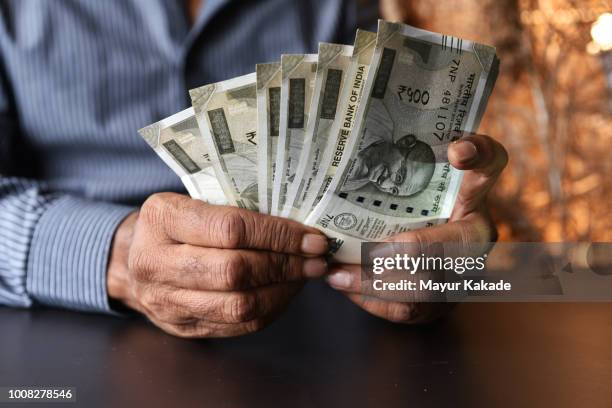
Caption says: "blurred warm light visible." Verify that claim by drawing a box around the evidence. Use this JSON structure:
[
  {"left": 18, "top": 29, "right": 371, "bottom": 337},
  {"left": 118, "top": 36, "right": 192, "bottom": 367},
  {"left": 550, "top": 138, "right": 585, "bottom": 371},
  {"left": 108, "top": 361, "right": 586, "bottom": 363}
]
[
  {"left": 590, "top": 13, "right": 612, "bottom": 52},
  {"left": 520, "top": 5, "right": 611, "bottom": 25},
  {"left": 381, "top": 0, "right": 612, "bottom": 242}
]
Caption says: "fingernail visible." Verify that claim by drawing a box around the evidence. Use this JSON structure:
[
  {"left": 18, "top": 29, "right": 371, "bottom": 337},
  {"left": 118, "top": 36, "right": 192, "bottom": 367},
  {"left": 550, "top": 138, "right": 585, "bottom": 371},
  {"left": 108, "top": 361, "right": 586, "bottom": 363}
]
[
  {"left": 326, "top": 271, "right": 353, "bottom": 289},
  {"left": 369, "top": 242, "right": 399, "bottom": 259},
  {"left": 302, "top": 257, "right": 328, "bottom": 278},
  {"left": 301, "top": 233, "right": 329, "bottom": 255},
  {"left": 453, "top": 140, "right": 478, "bottom": 164}
]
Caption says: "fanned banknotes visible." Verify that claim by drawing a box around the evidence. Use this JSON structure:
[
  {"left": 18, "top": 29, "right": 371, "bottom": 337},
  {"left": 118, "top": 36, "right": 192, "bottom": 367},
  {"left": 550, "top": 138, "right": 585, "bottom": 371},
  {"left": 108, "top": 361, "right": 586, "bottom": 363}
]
[
  {"left": 139, "top": 20, "right": 499, "bottom": 262},
  {"left": 271, "top": 54, "right": 318, "bottom": 216},
  {"left": 138, "top": 108, "right": 227, "bottom": 205},
  {"left": 305, "top": 20, "right": 499, "bottom": 262},
  {"left": 190, "top": 73, "right": 259, "bottom": 211}
]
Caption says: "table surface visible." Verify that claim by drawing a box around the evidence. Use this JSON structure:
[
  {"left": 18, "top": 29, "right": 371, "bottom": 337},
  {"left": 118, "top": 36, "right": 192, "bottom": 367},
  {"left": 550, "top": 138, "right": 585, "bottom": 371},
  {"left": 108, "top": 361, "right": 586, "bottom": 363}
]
[{"left": 1, "top": 281, "right": 611, "bottom": 408}]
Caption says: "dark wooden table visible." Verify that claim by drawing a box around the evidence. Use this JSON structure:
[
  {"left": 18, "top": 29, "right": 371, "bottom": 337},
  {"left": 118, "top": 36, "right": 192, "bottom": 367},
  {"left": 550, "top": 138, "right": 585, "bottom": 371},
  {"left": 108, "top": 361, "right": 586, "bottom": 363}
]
[{"left": 1, "top": 281, "right": 611, "bottom": 408}]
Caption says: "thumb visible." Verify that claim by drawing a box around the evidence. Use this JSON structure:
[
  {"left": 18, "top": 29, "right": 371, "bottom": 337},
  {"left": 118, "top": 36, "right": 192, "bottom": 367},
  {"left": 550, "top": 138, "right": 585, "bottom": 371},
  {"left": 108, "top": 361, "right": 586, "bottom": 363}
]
[{"left": 448, "top": 133, "right": 508, "bottom": 217}]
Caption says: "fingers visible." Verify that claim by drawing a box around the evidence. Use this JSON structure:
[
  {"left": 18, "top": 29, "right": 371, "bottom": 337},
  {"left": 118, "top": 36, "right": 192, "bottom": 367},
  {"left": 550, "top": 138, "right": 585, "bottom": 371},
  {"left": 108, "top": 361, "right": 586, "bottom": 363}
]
[
  {"left": 327, "top": 215, "right": 496, "bottom": 294},
  {"left": 138, "top": 282, "right": 302, "bottom": 326},
  {"left": 153, "top": 313, "right": 278, "bottom": 339},
  {"left": 326, "top": 264, "right": 362, "bottom": 293},
  {"left": 327, "top": 263, "right": 450, "bottom": 303},
  {"left": 386, "top": 211, "right": 495, "bottom": 246},
  {"left": 448, "top": 133, "right": 508, "bottom": 174},
  {"left": 135, "top": 244, "right": 327, "bottom": 291},
  {"left": 345, "top": 294, "right": 453, "bottom": 324},
  {"left": 324, "top": 134, "right": 507, "bottom": 327},
  {"left": 129, "top": 192, "right": 330, "bottom": 339},
  {"left": 326, "top": 266, "right": 452, "bottom": 323},
  {"left": 140, "top": 193, "right": 329, "bottom": 255},
  {"left": 447, "top": 133, "right": 508, "bottom": 216}
]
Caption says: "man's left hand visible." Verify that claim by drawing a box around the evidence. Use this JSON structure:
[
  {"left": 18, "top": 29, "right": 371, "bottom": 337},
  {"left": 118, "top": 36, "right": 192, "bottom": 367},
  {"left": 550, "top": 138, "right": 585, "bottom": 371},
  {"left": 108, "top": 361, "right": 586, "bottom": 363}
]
[{"left": 325, "top": 133, "right": 509, "bottom": 324}]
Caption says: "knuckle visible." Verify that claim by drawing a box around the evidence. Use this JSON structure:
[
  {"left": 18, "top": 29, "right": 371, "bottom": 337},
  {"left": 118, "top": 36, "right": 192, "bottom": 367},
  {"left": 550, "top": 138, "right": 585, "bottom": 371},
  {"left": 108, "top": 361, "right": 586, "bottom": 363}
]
[
  {"left": 464, "top": 214, "right": 491, "bottom": 244},
  {"left": 218, "top": 253, "right": 248, "bottom": 290},
  {"left": 161, "top": 322, "right": 197, "bottom": 338},
  {"left": 141, "top": 193, "right": 171, "bottom": 220},
  {"left": 141, "top": 193, "right": 181, "bottom": 235},
  {"left": 272, "top": 253, "right": 291, "bottom": 282},
  {"left": 218, "top": 210, "right": 247, "bottom": 249},
  {"left": 267, "top": 220, "right": 293, "bottom": 252},
  {"left": 225, "top": 293, "right": 258, "bottom": 323},
  {"left": 386, "top": 232, "right": 428, "bottom": 259},
  {"left": 157, "top": 311, "right": 189, "bottom": 326},
  {"left": 404, "top": 232, "right": 424, "bottom": 245},
  {"left": 168, "top": 325, "right": 193, "bottom": 338},
  {"left": 458, "top": 221, "right": 480, "bottom": 246},
  {"left": 410, "top": 303, "right": 451, "bottom": 324},
  {"left": 179, "top": 324, "right": 214, "bottom": 339},
  {"left": 389, "top": 230, "right": 424, "bottom": 246},
  {"left": 138, "top": 287, "right": 162, "bottom": 311},
  {"left": 128, "top": 250, "right": 157, "bottom": 282},
  {"left": 151, "top": 291, "right": 193, "bottom": 325},
  {"left": 141, "top": 193, "right": 164, "bottom": 214},
  {"left": 388, "top": 303, "right": 417, "bottom": 323},
  {"left": 242, "top": 318, "right": 268, "bottom": 334},
  {"left": 402, "top": 231, "right": 429, "bottom": 254}
]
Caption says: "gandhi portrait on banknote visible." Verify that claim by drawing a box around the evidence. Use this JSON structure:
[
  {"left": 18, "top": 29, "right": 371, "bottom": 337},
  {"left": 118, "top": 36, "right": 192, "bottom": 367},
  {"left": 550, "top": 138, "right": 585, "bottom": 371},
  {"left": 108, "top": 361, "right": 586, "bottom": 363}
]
[{"left": 341, "top": 98, "right": 435, "bottom": 197}]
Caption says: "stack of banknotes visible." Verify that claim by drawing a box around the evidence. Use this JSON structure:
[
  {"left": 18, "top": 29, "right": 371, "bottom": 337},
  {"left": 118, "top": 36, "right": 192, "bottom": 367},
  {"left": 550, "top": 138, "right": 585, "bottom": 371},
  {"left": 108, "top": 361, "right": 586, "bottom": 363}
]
[{"left": 139, "top": 20, "right": 499, "bottom": 262}]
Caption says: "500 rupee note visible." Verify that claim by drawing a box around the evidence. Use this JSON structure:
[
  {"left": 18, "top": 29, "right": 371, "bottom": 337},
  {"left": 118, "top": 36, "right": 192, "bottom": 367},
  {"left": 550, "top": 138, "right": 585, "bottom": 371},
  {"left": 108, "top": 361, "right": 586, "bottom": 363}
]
[
  {"left": 190, "top": 73, "right": 260, "bottom": 211},
  {"left": 293, "top": 30, "right": 377, "bottom": 222},
  {"left": 138, "top": 108, "right": 227, "bottom": 205},
  {"left": 281, "top": 42, "right": 354, "bottom": 220},
  {"left": 271, "top": 54, "right": 317, "bottom": 215},
  {"left": 306, "top": 20, "right": 500, "bottom": 263},
  {"left": 256, "top": 62, "right": 282, "bottom": 214}
]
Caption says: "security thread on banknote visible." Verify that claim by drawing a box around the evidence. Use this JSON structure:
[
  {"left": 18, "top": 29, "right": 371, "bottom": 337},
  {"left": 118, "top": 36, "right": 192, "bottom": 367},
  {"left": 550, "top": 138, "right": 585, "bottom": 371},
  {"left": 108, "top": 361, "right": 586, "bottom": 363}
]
[
  {"left": 138, "top": 108, "right": 227, "bottom": 205},
  {"left": 305, "top": 20, "right": 499, "bottom": 263},
  {"left": 271, "top": 54, "right": 318, "bottom": 216},
  {"left": 281, "top": 42, "right": 354, "bottom": 221},
  {"left": 256, "top": 62, "right": 282, "bottom": 214},
  {"left": 190, "top": 73, "right": 260, "bottom": 211}
]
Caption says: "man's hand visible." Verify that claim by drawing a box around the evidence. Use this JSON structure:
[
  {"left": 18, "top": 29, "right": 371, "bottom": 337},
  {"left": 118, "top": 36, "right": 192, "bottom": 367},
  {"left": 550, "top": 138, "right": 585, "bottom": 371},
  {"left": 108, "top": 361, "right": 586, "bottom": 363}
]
[
  {"left": 325, "top": 133, "right": 508, "bottom": 324},
  {"left": 107, "top": 193, "right": 329, "bottom": 338}
]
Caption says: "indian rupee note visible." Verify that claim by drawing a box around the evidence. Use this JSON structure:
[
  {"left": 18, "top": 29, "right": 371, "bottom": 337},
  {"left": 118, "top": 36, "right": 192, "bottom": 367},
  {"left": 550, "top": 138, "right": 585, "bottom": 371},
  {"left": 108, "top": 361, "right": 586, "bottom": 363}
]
[
  {"left": 306, "top": 20, "right": 500, "bottom": 263},
  {"left": 256, "top": 62, "right": 282, "bottom": 214},
  {"left": 138, "top": 107, "right": 227, "bottom": 205},
  {"left": 190, "top": 73, "right": 260, "bottom": 211},
  {"left": 270, "top": 54, "right": 317, "bottom": 216},
  {"left": 281, "top": 42, "right": 354, "bottom": 220},
  {"left": 300, "top": 30, "right": 377, "bottom": 221},
  {"left": 291, "top": 30, "right": 377, "bottom": 222}
]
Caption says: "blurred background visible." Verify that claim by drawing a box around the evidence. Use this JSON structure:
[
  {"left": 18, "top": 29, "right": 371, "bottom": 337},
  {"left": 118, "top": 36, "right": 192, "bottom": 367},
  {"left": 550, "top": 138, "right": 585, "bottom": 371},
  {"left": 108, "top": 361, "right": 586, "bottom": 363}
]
[{"left": 380, "top": 0, "right": 612, "bottom": 242}]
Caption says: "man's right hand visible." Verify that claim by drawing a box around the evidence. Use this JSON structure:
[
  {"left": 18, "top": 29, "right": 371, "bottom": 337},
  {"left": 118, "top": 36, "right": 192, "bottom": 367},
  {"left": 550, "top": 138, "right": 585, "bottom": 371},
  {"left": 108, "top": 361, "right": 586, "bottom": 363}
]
[{"left": 107, "top": 193, "right": 329, "bottom": 338}]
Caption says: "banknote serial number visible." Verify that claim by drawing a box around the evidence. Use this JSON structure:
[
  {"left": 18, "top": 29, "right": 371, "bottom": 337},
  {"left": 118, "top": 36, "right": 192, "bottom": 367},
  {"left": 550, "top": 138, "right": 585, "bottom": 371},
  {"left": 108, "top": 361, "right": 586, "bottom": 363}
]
[{"left": 1, "top": 388, "right": 75, "bottom": 402}]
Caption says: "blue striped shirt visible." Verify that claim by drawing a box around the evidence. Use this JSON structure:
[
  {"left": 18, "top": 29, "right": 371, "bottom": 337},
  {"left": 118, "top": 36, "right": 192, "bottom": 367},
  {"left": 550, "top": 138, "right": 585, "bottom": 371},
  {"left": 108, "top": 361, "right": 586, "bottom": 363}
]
[{"left": 0, "top": 0, "right": 379, "bottom": 313}]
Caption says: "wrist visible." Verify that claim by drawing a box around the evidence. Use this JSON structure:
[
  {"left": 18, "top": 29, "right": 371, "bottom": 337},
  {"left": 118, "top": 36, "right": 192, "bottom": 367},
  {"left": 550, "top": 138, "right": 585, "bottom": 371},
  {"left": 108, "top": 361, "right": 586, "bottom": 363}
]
[{"left": 107, "top": 211, "right": 139, "bottom": 310}]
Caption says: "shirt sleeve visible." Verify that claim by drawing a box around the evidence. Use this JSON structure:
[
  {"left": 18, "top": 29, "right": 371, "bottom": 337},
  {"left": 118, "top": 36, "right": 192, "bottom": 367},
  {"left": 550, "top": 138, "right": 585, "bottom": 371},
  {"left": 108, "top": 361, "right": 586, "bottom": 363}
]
[{"left": 0, "top": 74, "right": 134, "bottom": 313}]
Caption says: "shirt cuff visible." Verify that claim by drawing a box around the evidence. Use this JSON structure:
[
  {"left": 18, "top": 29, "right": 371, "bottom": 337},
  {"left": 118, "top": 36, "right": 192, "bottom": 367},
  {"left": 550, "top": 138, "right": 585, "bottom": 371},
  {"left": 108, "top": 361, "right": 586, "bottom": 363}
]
[{"left": 26, "top": 196, "right": 135, "bottom": 313}]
